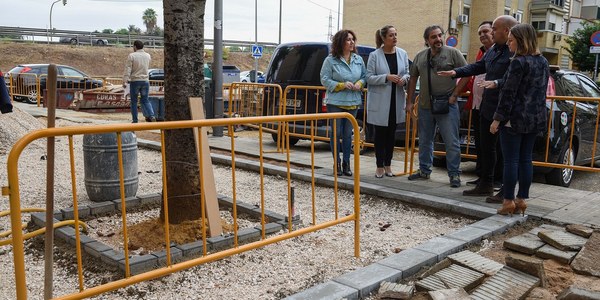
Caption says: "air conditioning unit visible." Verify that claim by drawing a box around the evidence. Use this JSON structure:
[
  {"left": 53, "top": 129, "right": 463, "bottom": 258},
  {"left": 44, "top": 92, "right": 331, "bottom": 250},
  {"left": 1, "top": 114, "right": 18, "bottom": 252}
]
[
  {"left": 457, "top": 14, "right": 469, "bottom": 24},
  {"left": 513, "top": 12, "right": 523, "bottom": 23},
  {"left": 553, "top": 34, "right": 562, "bottom": 42}
]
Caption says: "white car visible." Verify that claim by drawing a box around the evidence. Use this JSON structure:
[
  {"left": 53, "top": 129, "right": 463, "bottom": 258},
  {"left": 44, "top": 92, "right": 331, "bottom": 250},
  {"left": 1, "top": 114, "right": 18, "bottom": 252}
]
[{"left": 240, "top": 70, "right": 264, "bottom": 82}]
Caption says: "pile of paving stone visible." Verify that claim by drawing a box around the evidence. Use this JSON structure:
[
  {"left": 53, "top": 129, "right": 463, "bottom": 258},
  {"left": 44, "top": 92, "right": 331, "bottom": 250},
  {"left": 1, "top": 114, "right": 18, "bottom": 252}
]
[{"left": 374, "top": 224, "right": 600, "bottom": 299}]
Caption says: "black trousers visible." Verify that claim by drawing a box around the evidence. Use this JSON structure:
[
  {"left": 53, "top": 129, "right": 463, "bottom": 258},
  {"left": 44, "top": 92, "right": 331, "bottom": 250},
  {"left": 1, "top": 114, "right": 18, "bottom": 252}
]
[
  {"left": 479, "top": 115, "right": 504, "bottom": 186},
  {"left": 471, "top": 109, "right": 482, "bottom": 177},
  {"left": 374, "top": 124, "right": 396, "bottom": 168}
]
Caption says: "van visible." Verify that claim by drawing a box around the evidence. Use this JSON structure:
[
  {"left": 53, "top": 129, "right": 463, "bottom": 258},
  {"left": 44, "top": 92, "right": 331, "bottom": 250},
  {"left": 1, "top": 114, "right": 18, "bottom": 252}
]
[{"left": 263, "top": 42, "right": 375, "bottom": 145}]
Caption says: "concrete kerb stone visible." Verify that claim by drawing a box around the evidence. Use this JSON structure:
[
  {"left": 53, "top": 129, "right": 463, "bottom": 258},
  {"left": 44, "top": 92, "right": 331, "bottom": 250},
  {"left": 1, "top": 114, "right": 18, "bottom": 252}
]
[
  {"left": 471, "top": 214, "right": 526, "bottom": 235},
  {"left": 154, "top": 246, "right": 184, "bottom": 266},
  {"left": 112, "top": 196, "right": 142, "bottom": 211},
  {"left": 377, "top": 248, "right": 438, "bottom": 278},
  {"left": 62, "top": 206, "right": 91, "bottom": 220},
  {"left": 284, "top": 281, "right": 359, "bottom": 300},
  {"left": 412, "top": 236, "right": 466, "bottom": 261},
  {"left": 444, "top": 225, "right": 493, "bottom": 245},
  {"left": 332, "top": 263, "right": 402, "bottom": 298},
  {"left": 89, "top": 201, "right": 117, "bottom": 216},
  {"left": 119, "top": 254, "right": 158, "bottom": 275},
  {"left": 176, "top": 240, "right": 204, "bottom": 258},
  {"left": 83, "top": 241, "right": 112, "bottom": 258},
  {"left": 138, "top": 193, "right": 162, "bottom": 206}
]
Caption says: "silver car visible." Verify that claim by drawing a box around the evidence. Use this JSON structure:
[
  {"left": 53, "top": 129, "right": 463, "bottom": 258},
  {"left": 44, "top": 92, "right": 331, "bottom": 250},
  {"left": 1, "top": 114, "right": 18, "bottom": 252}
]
[{"left": 59, "top": 35, "right": 108, "bottom": 46}]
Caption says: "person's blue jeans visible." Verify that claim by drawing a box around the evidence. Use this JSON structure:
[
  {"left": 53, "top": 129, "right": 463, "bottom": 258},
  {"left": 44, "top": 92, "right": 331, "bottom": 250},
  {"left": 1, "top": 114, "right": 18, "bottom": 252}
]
[
  {"left": 499, "top": 127, "right": 537, "bottom": 200},
  {"left": 129, "top": 81, "right": 154, "bottom": 123},
  {"left": 417, "top": 103, "right": 461, "bottom": 177},
  {"left": 327, "top": 104, "right": 358, "bottom": 164}
]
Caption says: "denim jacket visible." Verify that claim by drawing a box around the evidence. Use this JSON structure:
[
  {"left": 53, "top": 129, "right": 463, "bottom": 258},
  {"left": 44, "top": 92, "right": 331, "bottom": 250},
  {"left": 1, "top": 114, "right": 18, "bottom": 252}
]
[
  {"left": 494, "top": 55, "right": 549, "bottom": 134},
  {"left": 320, "top": 53, "right": 366, "bottom": 106}
]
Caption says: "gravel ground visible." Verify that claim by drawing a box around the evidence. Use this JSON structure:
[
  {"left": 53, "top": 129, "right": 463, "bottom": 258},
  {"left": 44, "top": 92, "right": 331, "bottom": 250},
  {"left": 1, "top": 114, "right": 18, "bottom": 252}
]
[{"left": 0, "top": 109, "right": 474, "bottom": 299}]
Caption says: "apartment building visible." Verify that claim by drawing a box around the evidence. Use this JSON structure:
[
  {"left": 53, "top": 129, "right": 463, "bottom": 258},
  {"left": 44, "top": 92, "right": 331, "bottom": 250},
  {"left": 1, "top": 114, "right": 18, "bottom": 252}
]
[{"left": 343, "top": 0, "right": 577, "bottom": 68}]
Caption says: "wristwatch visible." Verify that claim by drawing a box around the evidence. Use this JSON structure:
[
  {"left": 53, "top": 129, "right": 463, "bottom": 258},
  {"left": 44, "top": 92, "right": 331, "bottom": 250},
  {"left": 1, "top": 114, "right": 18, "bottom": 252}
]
[{"left": 493, "top": 80, "right": 498, "bottom": 86}]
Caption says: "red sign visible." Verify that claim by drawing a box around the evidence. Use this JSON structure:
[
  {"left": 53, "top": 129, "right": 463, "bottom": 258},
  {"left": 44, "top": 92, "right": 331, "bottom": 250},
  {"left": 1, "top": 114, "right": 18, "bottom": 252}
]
[{"left": 591, "top": 31, "right": 600, "bottom": 46}]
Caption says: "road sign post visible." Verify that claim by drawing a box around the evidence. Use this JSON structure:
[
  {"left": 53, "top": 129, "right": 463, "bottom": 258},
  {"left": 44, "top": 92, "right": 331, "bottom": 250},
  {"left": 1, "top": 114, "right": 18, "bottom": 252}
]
[
  {"left": 252, "top": 45, "right": 263, "bottom": 83},
  {"left": 591, "top": 31, "right": 600, "bottom": 81}
]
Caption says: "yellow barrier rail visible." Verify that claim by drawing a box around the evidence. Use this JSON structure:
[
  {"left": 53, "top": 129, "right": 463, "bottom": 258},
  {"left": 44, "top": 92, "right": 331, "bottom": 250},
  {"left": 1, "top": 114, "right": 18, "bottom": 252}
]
[{"left": 5, "top": 113, "right": 361, "bottom": 300}]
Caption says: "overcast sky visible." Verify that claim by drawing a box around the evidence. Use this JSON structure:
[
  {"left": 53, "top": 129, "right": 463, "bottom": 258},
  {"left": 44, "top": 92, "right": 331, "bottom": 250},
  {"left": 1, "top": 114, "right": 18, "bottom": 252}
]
[{"left": 1, "top": 0, "right": 343, "bottom": 43}]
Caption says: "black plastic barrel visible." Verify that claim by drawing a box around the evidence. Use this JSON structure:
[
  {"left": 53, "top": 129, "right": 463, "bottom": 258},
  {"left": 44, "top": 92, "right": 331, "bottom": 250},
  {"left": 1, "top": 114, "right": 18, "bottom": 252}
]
[{"left": 83, "top": 132, "right": 139, "bottom": 202}]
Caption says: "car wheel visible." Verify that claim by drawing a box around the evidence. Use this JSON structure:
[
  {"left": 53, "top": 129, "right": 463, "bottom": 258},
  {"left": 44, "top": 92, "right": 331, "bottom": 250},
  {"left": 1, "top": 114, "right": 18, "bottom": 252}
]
[
  {"left": 96, "top": 40, "right": 105, "bottom": 46},
  {"left": 25, "top": 90, "right": 38, "bottom": 104},
  {"left": 70, "top": 39, "right": 78, "bottom": 45},
  {"left": 545, "top": 144, "right": 576, "bottom": 187},
  {"left": 432, "top": 156, "right": 446, "bottom": 168},
  {"left": 271, "top": 132, "right": 299, "bottom": 146}
]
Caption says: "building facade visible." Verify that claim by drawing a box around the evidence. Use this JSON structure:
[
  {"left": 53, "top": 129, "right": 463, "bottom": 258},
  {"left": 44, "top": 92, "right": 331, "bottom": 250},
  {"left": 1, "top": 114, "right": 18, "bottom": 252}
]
[{"left": 343, "top": 0, "right": 584, "bottom": 69}]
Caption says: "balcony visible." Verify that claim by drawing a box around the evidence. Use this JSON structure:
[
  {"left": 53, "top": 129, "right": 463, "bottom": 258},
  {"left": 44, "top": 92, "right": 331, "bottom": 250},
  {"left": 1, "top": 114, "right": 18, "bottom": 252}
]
[{"left": 530, "top": 0, "right": 568, "bottom": 15}]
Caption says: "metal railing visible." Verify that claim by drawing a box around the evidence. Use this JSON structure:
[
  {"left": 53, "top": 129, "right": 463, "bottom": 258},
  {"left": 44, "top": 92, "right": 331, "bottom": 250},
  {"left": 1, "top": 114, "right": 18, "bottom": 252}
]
[{"left": 3, "top": 112, "right": 361, "bottom": 299}]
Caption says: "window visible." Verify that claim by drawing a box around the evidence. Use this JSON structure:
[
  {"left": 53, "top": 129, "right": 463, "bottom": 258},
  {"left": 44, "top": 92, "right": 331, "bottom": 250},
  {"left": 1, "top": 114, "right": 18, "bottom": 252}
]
[
  {"left": 463, "top": 6, "right": 471, "bottom": 18},
  {"left": 61, "top": 67, "right": 86, "bottom": 78},
  {"left": 549, "top": 22, "right": 556, "bottom": 31},
  {"left": 504, "top": 7, "right": 511, "bottom": 15},
  {"left": 551, "top": 0, "right": 564, "bottom": 7},
  {"left": 578, "top": 75, "right": 600, "bottom": 98},
  {"left": 558, "top": 74, "right": 583, "bottom": 97},
  {"left": 532, "top": 21, "right": 546, "bottom": 30}
]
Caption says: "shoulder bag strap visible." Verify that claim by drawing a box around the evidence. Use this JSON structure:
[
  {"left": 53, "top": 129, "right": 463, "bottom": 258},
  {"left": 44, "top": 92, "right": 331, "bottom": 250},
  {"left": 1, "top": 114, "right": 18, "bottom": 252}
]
[{"left": 427, "top": 48, "right": 432, "bottom": 97}]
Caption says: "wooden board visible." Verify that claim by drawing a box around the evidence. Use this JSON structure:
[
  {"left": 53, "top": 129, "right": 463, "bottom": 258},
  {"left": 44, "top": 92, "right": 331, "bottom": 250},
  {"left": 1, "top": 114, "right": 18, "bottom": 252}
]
[{"left": 189, "top": 97, "right": 222, "bottom": 237}]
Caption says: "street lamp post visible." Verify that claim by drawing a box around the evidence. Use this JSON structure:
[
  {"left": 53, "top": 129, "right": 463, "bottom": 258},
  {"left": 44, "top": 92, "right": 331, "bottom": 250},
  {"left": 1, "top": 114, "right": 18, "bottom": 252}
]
[{"left": 49, "top": 0, "right": 66, "bottom": 44}]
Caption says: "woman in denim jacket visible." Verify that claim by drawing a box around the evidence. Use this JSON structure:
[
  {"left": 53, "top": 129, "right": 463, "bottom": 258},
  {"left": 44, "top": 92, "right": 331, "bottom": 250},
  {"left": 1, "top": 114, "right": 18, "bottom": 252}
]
[
  {"left": 486, "top": 23, "right": 549, "bottom": 216},
  {"left": 320, "top": 29, "right": 366, "bottom": 176}
]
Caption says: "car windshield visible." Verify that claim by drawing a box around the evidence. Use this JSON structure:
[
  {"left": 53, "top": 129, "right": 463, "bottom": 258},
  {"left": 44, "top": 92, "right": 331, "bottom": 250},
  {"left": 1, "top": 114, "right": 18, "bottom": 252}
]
[{"left": 267, "top": 44, "right": 328, "bottom": 85}]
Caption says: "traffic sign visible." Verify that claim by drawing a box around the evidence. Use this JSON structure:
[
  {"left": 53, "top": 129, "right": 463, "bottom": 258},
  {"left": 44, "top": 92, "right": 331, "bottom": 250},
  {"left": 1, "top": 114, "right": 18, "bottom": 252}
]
[
  {"left": 590, "top": 46, "right": 600, "bottom": 54},
  {"left": 446, "top": 36, "right": 458, "bottom": 48},
  {"left": 252, "top": 45, "right": 263, "bottom": 58},
  {"left": 591, "top": 31, "right": 600, "bottom": 46}
]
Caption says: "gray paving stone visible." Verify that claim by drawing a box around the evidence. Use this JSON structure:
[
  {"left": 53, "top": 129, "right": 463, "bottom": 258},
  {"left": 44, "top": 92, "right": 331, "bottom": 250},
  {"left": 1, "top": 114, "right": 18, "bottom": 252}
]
[
  {"left": 570, "top": 232, "right": 600, "bottom": 277},
  {"left": 566, "top": 224, "right": 594, "bottom": 238},
  {"left": 100, "top": 249, "right": 125, "bottom": 267},
  {"left": 444, "top": 226, "right": 492, "bottom": 245},
  {"left": 237, "top": 227, "right": 261, "bottom": 243},
  {"left": 153, "top": 247, "right": 184, "bottom": 266},
  {"left": 207, "top": 234, "right": 234, "bottom": 251},
  {"left": 471, "top": 214, "right": 526, "bottom": 235},
  {"left": 66, "top": 233, "right": 95, "bottom": 247},
  {"left": 557, "top": 286, "right": 600, "bottom": 300},
  {"left": 470, "top": 266, "right": 539, "bottom": 300},
  {"left": 535, "top": 245, "right": 578, "bottom": 265},
  {"left": 448, "top": 250, "right": 504, "bottom": 276},
  {"left": 119, "top": 254, "right": 158, "bottom": 275},
  {"left": 412, "top": 236, "right": 465, "bottom": 261},
  {"left": 113, "top": 196, "right": 142, "bottom": 211},
  {"left": 416, "top": 264, "right": 484, "bottom": 292},
  {"left": 529, "top": 224, "right": 566, "bottom": 235},
  {"left": 332, "top": 263, "right": 401, "bottom": 298},
  {"left": 83, "top": 241, "right": 112, "bottom": 258},
  {"left": 255, "top": 222, "right": 283, "bottom": 235},
  {"left": 89, "top": 201, "right": 116, "bottom": 215},
  {"left": 54, "top": 210, "right": 63, "bottom": 220},
  {"left": 429, "top": 288, "right": 470, "bottom": 300},
  {"left": 176, "top": 241, "right": 205, "bottom": 258},
  {"left": 60, "top": 206, "right": 91, "bottom": 220},
  {"left": 538, "top": 230, "right": 588, "bottom": 251},
  {"left": 30, "top": 212, "right": 60, "bottom": 228},
  {"left": 284, "top": 281, "right": 358, "bottom": 300},
  {"left": 55, "top": 226, "right": 76, "bottom": 241},
  {"left": 138, "top": 193, "right": 162, "bottom": 206},
  {"left": 377, "top": 248, "right": 438, "bottom": 279},
  {"left": 378, "top": 281, "right": 414, "bottom": 299},
  {"left": 505, "top": 253, "right": 547, "bottom": 287},
  {"left": 503, "top": 232, "right": 546, "bottom": 255}
]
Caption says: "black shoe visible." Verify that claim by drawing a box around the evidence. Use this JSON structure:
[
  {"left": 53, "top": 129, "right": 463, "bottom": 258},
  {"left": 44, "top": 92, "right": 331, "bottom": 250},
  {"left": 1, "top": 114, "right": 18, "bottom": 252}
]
[
  {"left": 408, "top": 169, "right": 430, "bottom": 181},
  {"left": 145, "top": 116, "right": 156, "bottom": 122},
  {"left": 486, "top": 190, "right": 504, "bottom": 203},
  {"left": 342, "top": 162, "right": 352, "bottom": 176},
  {"left": 334, "top": 162, "right": 342, "bottom": 176},
  {"left": 462, "top": 184, "right": 494, "bottom": 196},
  {"left": 493, "top": 181, "right": 502, "bottom": 191},
  {"left": 466, "top": 178, "right": 480, "bottom": 186}
]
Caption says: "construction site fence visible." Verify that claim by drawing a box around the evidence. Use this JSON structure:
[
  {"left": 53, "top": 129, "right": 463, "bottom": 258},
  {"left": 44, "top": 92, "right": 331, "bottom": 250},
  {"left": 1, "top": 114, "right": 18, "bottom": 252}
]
[
  {"left": 3, "top": 112, "right": 361, "bottom": 300},
  {"left": 431, "top": 95, "right": 600, "bottom": 173}
]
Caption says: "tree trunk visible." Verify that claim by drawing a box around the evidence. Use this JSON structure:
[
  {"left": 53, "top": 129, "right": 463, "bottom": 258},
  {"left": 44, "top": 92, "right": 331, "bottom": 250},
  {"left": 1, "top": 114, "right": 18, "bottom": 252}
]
[{"left": 161, "top": 0, "right": 206, "bottom": 224}]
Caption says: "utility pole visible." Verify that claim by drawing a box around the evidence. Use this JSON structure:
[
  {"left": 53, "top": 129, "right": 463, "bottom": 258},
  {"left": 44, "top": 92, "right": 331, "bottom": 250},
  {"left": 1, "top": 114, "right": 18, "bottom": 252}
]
[
  {"left": 278, "top": 0, "right": 282, "bottom": 44},
  {"left": 254, "top": 0, "right": 259, "bottom": 83},
  {"left": 49, "top": 0, "right": 66, "bottom": 44},
  {"left": 327, "top": 11, "right": 333, "bottom": 41}
]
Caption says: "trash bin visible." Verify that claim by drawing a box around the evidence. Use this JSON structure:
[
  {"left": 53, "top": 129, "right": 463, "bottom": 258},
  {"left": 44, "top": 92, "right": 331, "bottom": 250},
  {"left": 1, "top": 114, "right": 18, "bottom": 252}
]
[
  {"left": 149, "top": 94, "right": 165, "bottom": 121},
  {"left": 83, "top": 132, "right": 139, "bottom": 202},
  {"left": 222, "top": 65, "right": 240, "bottom": 84}
]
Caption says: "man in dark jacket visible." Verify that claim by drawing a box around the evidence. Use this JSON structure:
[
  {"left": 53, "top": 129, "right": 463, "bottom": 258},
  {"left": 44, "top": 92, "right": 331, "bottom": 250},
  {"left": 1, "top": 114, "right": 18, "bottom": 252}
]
[
  {"left": 0, "top": 69, "right": 13, "bottom": 114},
  {"left": 438, "top": 15, "right": 518, "bottom": 200}
]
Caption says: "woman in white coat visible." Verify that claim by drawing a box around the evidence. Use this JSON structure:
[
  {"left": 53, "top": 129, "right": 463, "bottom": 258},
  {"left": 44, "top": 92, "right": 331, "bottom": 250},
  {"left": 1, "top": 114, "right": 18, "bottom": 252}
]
[{"left": 366, "top": 25, "right": 410, "bottom": 178}]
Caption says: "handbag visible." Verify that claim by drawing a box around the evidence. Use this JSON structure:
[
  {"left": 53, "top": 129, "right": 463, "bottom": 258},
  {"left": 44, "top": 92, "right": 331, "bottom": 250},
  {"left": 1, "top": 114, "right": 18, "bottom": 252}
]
[{"left": 427, "top": 49, "right": 450, "bottom": 115}]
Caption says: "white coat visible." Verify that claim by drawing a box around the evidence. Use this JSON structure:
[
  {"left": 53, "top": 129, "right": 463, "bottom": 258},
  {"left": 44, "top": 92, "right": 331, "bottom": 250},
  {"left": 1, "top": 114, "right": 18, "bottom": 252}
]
[{"left": 365, "top": 47, "right": 410, "bottom": 126}]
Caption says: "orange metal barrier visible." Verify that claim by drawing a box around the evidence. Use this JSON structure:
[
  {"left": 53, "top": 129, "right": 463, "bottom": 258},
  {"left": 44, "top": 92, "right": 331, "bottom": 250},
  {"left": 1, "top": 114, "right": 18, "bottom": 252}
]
[
  {"left": 3, "top": 112, "right": 361, "bottom": 299},
  {"left": 429, "top": 95, "right": 600, "bottom": 176},
  {"left": 8, "top": 73, "right": 40, "bottom": 105}
]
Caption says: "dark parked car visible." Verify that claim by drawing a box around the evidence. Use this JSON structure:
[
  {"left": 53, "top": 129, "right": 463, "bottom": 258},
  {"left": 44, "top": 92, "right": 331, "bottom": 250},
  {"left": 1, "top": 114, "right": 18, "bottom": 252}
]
[
  {"left": 7, "top": 64, "right": 103, "bottom": 104},
  {"left": 264, "top": 42, "right": 405, "bottom": 146},
  {"left": 148, "top": 68, "right": 165, "bottom": 81},
  {"left": 433, "top": 68, "right": 600, "bottom": 187}
]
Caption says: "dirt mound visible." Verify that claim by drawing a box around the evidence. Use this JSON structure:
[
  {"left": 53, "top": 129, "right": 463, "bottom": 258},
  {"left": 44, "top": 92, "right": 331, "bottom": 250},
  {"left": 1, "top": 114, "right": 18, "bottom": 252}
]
[
  {"left": 0, "top": 42, "right": 271, "bottom": 77},
  {"left": 0, "top": 107, "right": 45, "bottom": 155}
]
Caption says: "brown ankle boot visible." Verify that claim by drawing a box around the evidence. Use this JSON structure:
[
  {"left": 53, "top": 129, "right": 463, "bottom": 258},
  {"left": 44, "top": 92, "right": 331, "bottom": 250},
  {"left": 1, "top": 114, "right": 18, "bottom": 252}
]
[
  {"left": 497, "top": 199, "right": 516, "bottom": 216},
  {"left": 515, "top": 198, "right": 527, "bottom": 216}
]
